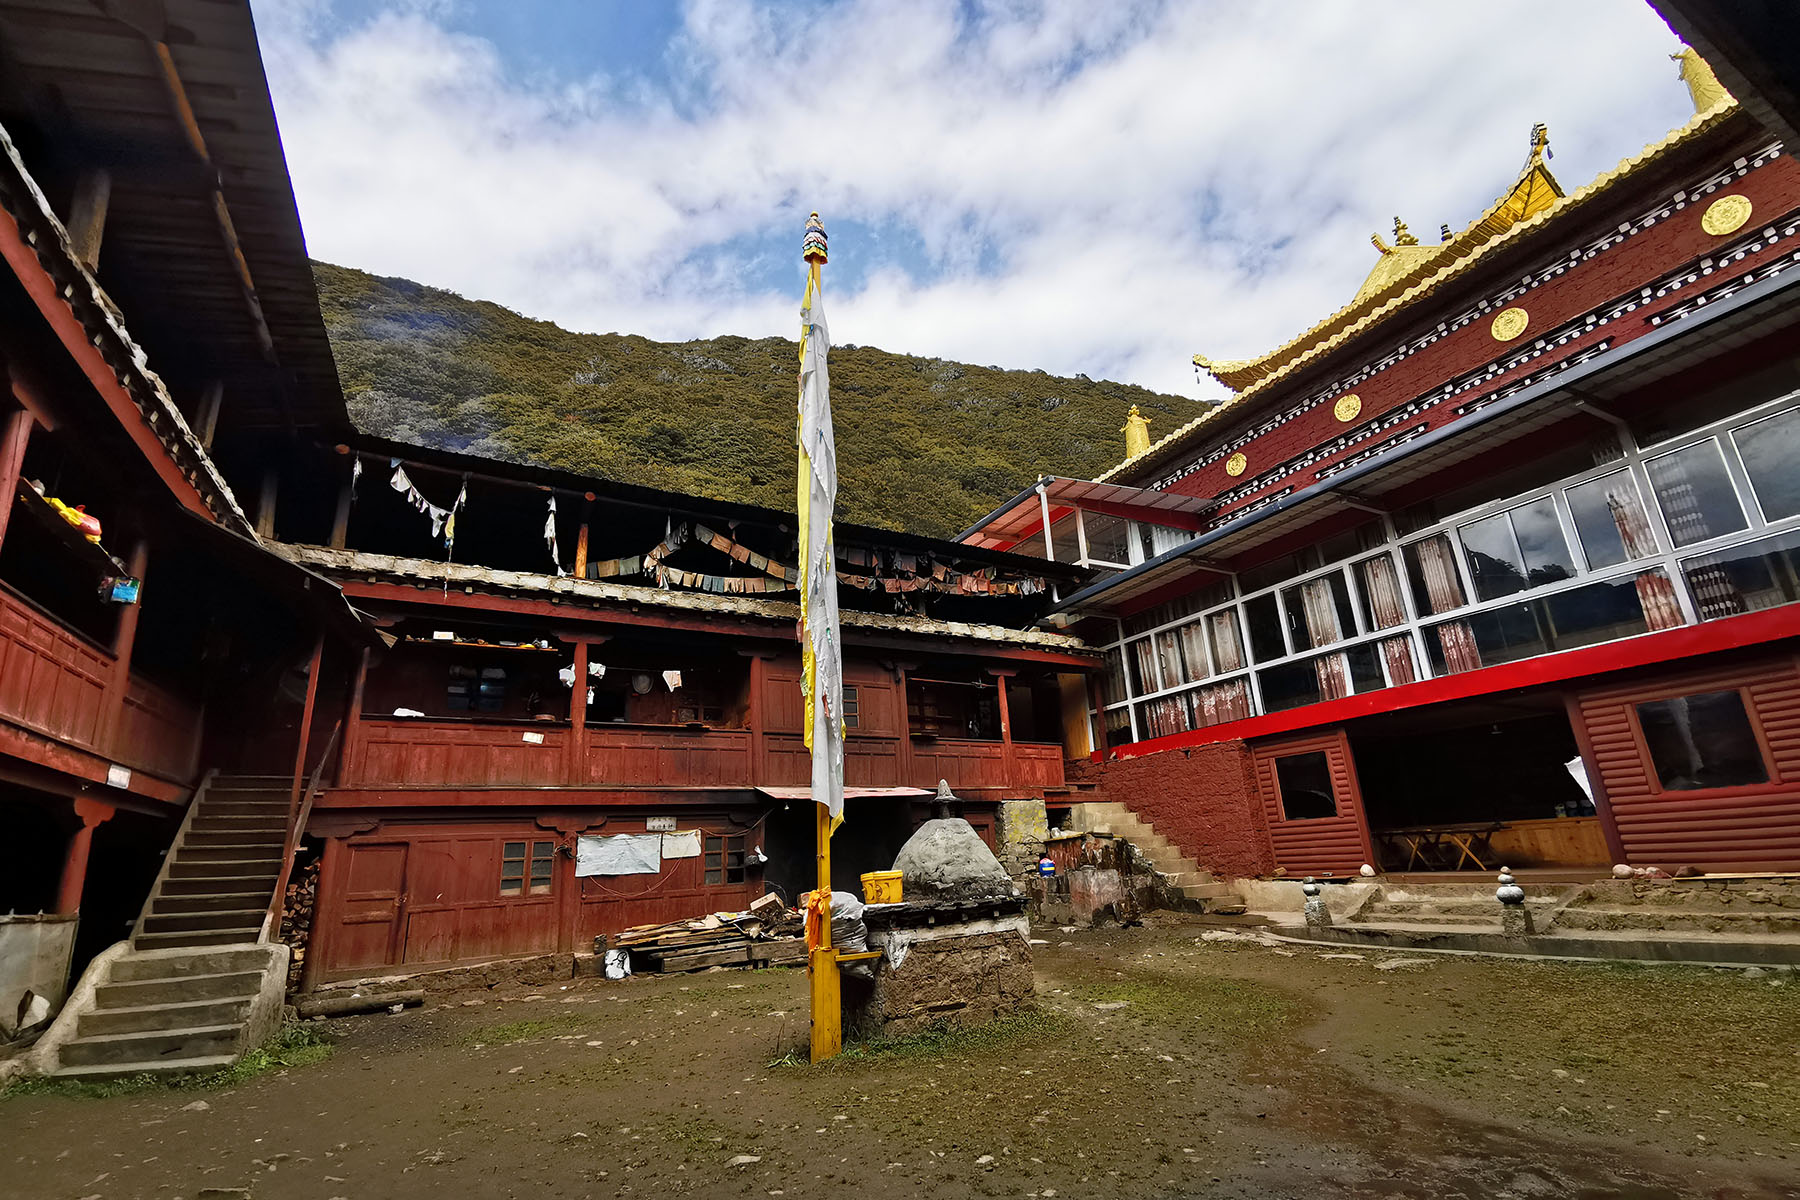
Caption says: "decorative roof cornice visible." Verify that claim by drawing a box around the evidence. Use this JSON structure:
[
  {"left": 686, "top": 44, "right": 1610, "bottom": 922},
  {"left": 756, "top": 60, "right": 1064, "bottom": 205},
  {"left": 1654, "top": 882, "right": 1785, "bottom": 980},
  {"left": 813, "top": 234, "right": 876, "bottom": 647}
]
[{"left": 1098, "top": 98, "right": 1741, "bottom": 485}]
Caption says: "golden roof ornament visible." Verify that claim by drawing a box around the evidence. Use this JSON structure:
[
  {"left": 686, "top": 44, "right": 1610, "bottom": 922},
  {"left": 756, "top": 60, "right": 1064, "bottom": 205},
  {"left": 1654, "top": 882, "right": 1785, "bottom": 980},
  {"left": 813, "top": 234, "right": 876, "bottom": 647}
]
[
  {"left": 1123, "top": 404, "right": 1151, "bottom": 459},
  {"left": 1673, "top": 46, "right": 1731, "bottom": 114}
]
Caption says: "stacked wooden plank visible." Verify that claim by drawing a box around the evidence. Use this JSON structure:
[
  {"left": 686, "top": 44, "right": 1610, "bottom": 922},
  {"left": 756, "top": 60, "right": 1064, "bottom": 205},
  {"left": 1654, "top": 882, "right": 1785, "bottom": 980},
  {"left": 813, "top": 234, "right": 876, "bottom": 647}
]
[{"left": 611, "top": 899, "right": 805, "bottom": 973}]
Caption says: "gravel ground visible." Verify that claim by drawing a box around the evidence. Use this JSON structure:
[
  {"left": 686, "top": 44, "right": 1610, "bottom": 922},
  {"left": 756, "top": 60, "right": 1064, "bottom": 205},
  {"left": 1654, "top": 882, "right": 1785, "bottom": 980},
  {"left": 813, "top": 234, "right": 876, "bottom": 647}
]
[{"left": 4, "top": 917, "right": 1796, "bottom": 1199}]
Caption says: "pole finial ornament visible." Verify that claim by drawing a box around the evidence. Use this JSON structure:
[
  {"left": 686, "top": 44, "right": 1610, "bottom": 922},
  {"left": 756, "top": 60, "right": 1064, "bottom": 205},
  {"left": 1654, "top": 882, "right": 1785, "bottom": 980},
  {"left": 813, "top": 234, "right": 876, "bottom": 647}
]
[{"left": 803, "top": 212, "right": 829, "bottom": 264}]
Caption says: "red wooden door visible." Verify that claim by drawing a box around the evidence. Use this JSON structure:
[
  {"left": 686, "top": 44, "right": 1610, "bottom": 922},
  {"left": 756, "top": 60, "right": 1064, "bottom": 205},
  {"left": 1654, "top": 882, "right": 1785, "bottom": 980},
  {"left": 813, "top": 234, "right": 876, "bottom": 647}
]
[
  {"left": 1251, "top": 730, "right": 1375, "bottom": 877},
  {"left": 331, "top": 842, "right": 409, "bottom": 971}
]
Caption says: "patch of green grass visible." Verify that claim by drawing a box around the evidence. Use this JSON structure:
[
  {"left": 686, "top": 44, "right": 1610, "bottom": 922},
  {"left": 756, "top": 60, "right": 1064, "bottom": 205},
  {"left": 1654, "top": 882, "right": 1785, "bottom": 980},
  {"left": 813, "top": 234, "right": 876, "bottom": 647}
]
[
  {"left": 2, "top": 1024, "right": 332, "bottom": 1101},
  {"left": 1073, "top": 972, "right": 1297, "bottom": 1038},
  {"left": 769, "top": 1006, "right": 1073, "bottom": 1070}
]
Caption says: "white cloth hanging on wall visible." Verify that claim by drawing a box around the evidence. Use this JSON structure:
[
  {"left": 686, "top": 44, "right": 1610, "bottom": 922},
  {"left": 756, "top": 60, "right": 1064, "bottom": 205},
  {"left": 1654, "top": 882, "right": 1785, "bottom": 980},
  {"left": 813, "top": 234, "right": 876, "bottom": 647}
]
[{"left": 575, "top": 833, "right": 662, "bottom": 877}]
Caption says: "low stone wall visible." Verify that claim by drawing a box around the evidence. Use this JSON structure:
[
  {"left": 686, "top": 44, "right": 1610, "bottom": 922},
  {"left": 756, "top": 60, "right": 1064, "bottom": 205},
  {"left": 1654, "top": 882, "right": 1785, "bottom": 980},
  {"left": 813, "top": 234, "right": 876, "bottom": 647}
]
[
  {"left": 994, "top": 798, "right": 1049, "bottom": 880},
  {"left": 846, "top": 914, "right": 1034, "bottom": 1039},
  {"left": 1028, "top": 833, "right": 1190, "bottom": 926}
]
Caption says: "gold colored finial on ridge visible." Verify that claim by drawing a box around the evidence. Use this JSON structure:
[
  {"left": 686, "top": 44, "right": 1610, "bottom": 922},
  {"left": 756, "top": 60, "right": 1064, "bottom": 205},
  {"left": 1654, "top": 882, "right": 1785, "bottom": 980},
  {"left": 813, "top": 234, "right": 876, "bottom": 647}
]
[
  {"left": 1123, "top": 404, "right": 1151, "bottom": 459},
  {"left": 1672, "top": 46, "right": 1731, "bottom": 114}
]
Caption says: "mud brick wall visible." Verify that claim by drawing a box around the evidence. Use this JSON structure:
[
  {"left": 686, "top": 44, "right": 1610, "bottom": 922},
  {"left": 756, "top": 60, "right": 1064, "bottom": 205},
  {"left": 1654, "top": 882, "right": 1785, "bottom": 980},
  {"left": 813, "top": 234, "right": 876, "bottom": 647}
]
[
  {"left": 849, "top": 927, "right": 1034, "bottom": 1039},
  {"left": 1068, "top": 740, "right": 1274, "bottom": 879}
]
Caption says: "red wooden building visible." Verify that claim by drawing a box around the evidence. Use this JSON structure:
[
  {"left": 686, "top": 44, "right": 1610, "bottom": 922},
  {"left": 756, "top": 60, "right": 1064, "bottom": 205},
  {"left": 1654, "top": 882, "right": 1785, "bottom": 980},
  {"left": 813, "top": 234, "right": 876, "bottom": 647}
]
[
  {"left": 0, "top": 1, "right": 1099, "bottom": 1018},
  {"left": 962, "top": 53, "right": 1800, "bottom": 880}
]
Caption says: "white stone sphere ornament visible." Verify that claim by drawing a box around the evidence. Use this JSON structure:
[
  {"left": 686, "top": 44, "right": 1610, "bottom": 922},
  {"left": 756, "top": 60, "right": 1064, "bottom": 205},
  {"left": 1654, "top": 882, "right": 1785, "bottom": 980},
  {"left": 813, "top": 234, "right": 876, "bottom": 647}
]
[
  {"left": 1359, "top": 863, "right": 1376, "bottom": 878},
  {"left": 1495, "top": 868, "right": 1526, "bottom": 907}
]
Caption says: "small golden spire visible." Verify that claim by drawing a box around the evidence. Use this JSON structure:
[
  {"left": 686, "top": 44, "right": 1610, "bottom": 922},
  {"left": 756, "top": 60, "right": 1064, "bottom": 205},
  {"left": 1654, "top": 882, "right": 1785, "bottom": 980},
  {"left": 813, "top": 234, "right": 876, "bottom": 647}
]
[
  {"left": 1392, "top": 218, "right": 1418, "bottom": 246},
  {"left": 1123, "top": 404, "right": 1151, "bottom": 459},
  {"left": 1672, "top": 46, "right": 1731, "bottom": 113}
]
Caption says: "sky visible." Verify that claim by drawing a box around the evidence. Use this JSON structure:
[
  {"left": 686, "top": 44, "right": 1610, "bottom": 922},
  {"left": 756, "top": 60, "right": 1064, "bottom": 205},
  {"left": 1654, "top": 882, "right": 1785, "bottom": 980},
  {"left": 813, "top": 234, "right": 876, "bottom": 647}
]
[{"left": 251, "top": 0, "right": 1700, "bottom": 402}]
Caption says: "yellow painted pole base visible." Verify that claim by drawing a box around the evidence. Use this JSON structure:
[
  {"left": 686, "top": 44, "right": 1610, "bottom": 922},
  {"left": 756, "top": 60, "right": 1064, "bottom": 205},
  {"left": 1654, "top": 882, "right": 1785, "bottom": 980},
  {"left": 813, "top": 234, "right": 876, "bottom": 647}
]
[{"left": 809, "top": 945, "right": 842, "bottom": 1062}]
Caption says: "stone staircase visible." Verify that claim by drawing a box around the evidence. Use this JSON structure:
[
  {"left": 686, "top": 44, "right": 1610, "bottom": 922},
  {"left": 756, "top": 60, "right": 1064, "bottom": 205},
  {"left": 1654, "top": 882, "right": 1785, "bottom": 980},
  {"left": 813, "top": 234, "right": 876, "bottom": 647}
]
[
  {"left": 1067, "top": 801, "right": 1238, "bottom": 909},
  {"left": 18, "top": 774, "right": 297, "bottom": 1081},
  {"left": 1551, "top": 878, "right": 1800, "bottom": 938},
  {"left": 1349, "top": 879, "right": 1576, "bottom": 932}
]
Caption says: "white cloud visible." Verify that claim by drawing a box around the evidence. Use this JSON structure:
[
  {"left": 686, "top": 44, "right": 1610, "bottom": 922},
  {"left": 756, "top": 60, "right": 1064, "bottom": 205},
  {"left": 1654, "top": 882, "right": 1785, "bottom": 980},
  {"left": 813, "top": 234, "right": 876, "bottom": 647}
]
[{"left": 256, "top": 0, "right": 1698, "bottom": 400}]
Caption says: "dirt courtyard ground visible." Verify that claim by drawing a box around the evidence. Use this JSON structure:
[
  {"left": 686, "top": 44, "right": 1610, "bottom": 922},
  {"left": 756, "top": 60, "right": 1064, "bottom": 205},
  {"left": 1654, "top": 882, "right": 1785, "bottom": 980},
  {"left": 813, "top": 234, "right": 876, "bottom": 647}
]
[{"left": 5, "top": 918, "right": 1797, "bottom": 1199}]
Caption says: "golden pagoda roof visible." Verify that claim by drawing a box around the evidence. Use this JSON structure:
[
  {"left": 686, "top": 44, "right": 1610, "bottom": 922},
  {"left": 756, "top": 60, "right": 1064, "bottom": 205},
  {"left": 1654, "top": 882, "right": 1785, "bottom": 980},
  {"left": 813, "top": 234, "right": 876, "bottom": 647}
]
[
  {"left": 1200, "top": 124, "right": 1564, "bottom": 394},
  {"left": 1100, "top": 92, "right": 1740, "bottom": 485}
]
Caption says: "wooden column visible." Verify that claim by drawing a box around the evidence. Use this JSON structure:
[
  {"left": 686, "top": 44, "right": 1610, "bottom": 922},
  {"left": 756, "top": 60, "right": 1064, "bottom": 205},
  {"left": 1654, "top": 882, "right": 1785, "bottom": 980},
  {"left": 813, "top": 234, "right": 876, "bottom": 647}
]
[
  {"left": 573, "top": 491, "right": 594, "bottom": 577},
  {"left": 65, "top": 169, "right": 111, "bottom": 270},
  {"left": 328, "top": 447, "right": 354, "bottom": 549},
  {"left": 897, "top": 667, "right": 917, "bottom": 785},
  {"left": 195, "top": 381, "right": 223, "bottom": 449},
  {"left": 990, "top": 668, "right": 1018, "bottom": 787},
  {"left": 567, "top": 639, "right": 589, "bottom": 784},
  {"left": 338, "top": 646, "right": 370, "bottom": 786},
  {"left": 98, "top": 537, "right": 150, "bottom": 749},
  {"left": 56, "top": 795, "right": 115, "bottom": 914},
  {"left": 0, "top": 407, "right": 33, "bottom": 554},
  {"left": 287, "top": 634, "right": 326, "bottom": 816},
  {"left": 746, "top": 651, "right": 769, "bottom": 784},
  {"left": 256, "top": 466, "right": 279, "bottom": 538}
]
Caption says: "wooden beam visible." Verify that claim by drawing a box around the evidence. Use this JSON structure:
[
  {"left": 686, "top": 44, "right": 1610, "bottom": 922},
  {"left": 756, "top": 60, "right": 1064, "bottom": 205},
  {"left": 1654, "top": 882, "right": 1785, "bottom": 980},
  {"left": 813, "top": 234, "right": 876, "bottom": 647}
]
[
  {"left": 339, "top": 646, "right": 370, "bottom": 787},
  {"left": 195, "top": 380, "right": 223, "bottom": 449},
  {"left": 256, "top": 466, "right": 279, "bottom": 538},
  {"left": 329, "top": 452, "right": 353, "bottom": 549},
  {"left": 287, "top": 634, "right": 326, "bottom": 818},
  {"left": 65, "top": 169, "right": 111, "bottom": 271},
  {"left": 567, "top": 639, "right": 588, "bottom": 785},
  {"left": 0, "top": 407, "right": 33, "bottom": 556}
]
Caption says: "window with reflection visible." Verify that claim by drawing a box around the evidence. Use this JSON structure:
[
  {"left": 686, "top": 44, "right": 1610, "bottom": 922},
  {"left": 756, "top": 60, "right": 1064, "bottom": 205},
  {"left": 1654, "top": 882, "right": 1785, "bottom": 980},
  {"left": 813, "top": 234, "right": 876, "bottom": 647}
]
[
  {"left": 1457, "top": 497, "right": 1574, "bottom": 601},
  {"left": 1566, "top": 470, "right": 1656, "bottom": 570},
  {"left": 1635, "top": 690, "right": 1769, "bottom": 791},
  {"left": 1274, "top": 751, "right": 1337, "bottom": 820},
  {"left": 1281, "top": 572, "right": 1358, "bottom": 651},
  {"left": 1680, "top": 526, "right": 1800, "bottom": 620},
  {"left": 1645, "top": 440, "right": 1747, "bottom": 548},
  {"left": 1732, "top": 407, "right": 1800, "bottom": 523},
  {"left": 1243, "top": 593, "right": 1286, "bottom": 663}
]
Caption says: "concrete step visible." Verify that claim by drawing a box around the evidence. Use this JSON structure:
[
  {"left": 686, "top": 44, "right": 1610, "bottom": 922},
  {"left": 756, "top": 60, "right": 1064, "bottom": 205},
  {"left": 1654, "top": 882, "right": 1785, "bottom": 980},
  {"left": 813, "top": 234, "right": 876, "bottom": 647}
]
[
  {"left": 160, "top": 869, "right": 280, "bottom": 892},
  {"left": 150, "top": 892, "right": 271, "bottom": 914},
  {"left": 167, "top": 859, "right": 281, "bottom": 880},
  {"left": 109, "top": 948, "right": 272, "bottom": 981},
  {"left": 52, "top": 1054, "right": 239, "bottom": 1081},
  {"left": 58, "top": 1023, "right": 240, "bottom": 1068},
  {"left": 184, "top": 831, "right": 286, "bottom": 849},
  {"left": 1181, "top": 882, "right": 1236, "bottom": 901},
  {"left": 78, "top": 996, "right": 255, "bottom": 1037},
  {"left": 1355, "top": 910, "right": 1508, "bottom": 929},
  {"left": 1367, "top": 897, "right": 1560, "bottom": 919},
  {"left": 1163, "top": 871, "right": 1217, "bottom": 888},
  {"left": 141, "top": 909, "right": 267, "bottom": 934},
  {"left": 133, "top": 929, "right": 262, "bottom": 951},
  {"left": 175, "top": 844, "right": 283, "bottom": 864},
  {"left": 1553, "top": 907, "right": 1800, "bottom": 935},
  {"left": 97, "top": 969, "right": 266, "bottom": 1008}
]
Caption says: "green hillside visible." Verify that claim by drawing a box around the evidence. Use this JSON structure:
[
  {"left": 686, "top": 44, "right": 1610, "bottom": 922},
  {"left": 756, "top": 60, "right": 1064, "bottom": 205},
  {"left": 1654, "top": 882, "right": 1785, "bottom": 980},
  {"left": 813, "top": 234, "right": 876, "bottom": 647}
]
[{"left": 315, "top": 260, "right": 1207, "bottom": 538}]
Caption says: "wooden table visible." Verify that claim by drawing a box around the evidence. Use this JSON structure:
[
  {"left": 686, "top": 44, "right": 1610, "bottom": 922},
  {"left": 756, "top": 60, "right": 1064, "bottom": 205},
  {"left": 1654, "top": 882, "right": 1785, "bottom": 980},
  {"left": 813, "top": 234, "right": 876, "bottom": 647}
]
[{"left": 1379, "top": 822, "right": 1505, "bottom": 871}]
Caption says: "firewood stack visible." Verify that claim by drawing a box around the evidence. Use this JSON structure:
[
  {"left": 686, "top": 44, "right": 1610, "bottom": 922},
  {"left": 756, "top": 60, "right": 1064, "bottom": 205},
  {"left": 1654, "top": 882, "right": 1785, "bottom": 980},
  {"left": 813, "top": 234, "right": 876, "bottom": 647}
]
[
  {"left": 280, "top": 857, "right": 321, "bottom": 992},
  {"left": 610, "top": 893, "right": 805, "bottom": 973}
]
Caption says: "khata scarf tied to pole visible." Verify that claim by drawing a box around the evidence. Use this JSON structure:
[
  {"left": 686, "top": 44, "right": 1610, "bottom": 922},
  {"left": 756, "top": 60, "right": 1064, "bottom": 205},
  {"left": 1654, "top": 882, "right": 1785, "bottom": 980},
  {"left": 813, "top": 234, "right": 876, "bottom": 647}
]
[{"left": 796, "top": 213, "right": 844, "bottom": 822}]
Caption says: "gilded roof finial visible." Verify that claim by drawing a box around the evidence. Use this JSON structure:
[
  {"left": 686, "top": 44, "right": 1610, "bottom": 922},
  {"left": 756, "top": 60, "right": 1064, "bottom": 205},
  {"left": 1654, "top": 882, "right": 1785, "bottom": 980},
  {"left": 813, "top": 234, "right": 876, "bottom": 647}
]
[
  {"left": 1672, "top": 46, "right": 1731, "bottom": 114},
  {"left": 1392, "top": 218, "right": 1418, "bottom": 247},
  {"left": 1122, "top": 404, "right": 1151, "bottom": 460}
]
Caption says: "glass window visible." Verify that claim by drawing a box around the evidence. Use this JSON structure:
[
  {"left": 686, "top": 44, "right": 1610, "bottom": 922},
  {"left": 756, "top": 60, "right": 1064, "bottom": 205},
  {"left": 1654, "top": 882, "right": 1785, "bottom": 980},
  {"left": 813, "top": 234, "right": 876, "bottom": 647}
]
[
  {"left": 1566, "top": 470, "right": 1655, "bottom": 570},
  {"left": 1402, "top": 533, "right": 1467, "bottom": 615},
  {"left": 1732, "top": 407, "right": 1800, "bottom": 522},
  {"left": 1345, "top": 642, "right": 1385, "bottom": 694},
  {"left": 1099, "top": 649, "right": 1128, "bottom": 706},
  {"left": 1102, "top": 706, "right": 1134, "bottom": 750},
  {"left": 1282, "top": 572, "right": 1357, "bottom": 651},
  {"left": 1134, "top": 693, "right": 1192, "bottom": 740},
  {"left": 1430, "top": 575, "right": 1652, "bottom": 671},
  {"left": 527, "top": 841, "right": 555, "bottom": 895},
  {"left": 842, "top": 687, "right": 860, "bottom": 729},
  {"left": 1080, "top": 511, "right": 1133, "bottom": 566},
  {"left": 704, "top": 834, "right": 748, "bottom": 885},
  {"left": 499, "top": 841, "right": 527, "bottom": 896},
  {"left": 1273, "top": 751, "right": 1337, "bottom": 820},
  {"left": 1128, "top": 637, "right": 1165, "bottom": 695},
  {"left": 1257, "top": 660, "right": 1320, "bottom": 713},
  {"left": 1458, "top": 497, "right": 1574, "bottom": 601},
  {"left": 1635, "top": 690, "right": 1769, "bottom": 791},
  {"left": 1244, "top": 593, "right": 1287, "bottom": 663},
  {"left": 1208, "top": 609, "right": 1246, "bottom": 673},
  {"left": 1680, "top": 525, "right": 1800, "bottom": 620},
  {"left": 1356, "top": 553, "right": 1409, "bottom": 631},
  {"left": 1646, "top": 440, "right": 1747, "bottom": 548}
]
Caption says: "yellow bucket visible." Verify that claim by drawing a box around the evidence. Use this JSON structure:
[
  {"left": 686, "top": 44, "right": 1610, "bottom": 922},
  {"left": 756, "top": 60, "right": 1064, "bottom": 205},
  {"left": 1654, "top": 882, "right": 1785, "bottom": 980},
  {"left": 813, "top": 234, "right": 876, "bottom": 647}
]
[{"left": 860, "top": 870, "right": 903, "bottom": 905}]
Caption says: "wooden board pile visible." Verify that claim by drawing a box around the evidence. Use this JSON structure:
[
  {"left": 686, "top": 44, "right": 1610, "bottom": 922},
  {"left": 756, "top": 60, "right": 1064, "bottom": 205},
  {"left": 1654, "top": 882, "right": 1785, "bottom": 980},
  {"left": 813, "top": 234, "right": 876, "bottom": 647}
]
[{"left": 611, "top": 893, "right": 806, "bottom": 973}]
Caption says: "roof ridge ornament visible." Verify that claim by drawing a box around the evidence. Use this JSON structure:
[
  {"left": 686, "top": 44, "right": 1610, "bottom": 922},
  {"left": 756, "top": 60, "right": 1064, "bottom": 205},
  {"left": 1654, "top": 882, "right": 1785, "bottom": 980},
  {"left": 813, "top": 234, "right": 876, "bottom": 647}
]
[{"left": 1672, "top": 46, "right": 1731, "bottom": 114}]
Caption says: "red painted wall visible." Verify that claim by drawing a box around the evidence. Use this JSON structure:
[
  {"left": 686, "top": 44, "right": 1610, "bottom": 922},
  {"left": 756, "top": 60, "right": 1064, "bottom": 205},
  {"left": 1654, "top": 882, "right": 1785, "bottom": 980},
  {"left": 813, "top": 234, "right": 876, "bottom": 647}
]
[{"left": 1066, "top": 740, "right": 1273, "bottom": 878}]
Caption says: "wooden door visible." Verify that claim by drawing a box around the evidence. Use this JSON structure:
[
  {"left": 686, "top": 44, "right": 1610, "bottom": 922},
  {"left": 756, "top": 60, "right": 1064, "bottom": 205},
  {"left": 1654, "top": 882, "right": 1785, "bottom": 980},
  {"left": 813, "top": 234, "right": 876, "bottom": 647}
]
[
  {"left": 331, "top": 842, "right": 409, "bottom": 971},
  {"left": 1251, "top": 730, "right": 1375, "bottom": 877}
]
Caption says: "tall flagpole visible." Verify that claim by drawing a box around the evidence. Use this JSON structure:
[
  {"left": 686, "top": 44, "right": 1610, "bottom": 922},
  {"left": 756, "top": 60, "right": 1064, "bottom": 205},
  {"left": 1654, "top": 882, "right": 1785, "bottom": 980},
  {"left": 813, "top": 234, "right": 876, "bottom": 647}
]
[{"left": 797, "top": 212, "right": 844, "bottom": 1063}]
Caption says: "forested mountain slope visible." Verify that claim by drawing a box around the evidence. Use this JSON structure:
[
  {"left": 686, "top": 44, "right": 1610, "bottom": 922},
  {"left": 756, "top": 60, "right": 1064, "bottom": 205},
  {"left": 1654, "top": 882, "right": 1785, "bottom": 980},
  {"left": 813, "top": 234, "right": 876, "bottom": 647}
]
[{"left": 317, "top": 260, "right": 1206, "bottom": 537}]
